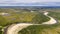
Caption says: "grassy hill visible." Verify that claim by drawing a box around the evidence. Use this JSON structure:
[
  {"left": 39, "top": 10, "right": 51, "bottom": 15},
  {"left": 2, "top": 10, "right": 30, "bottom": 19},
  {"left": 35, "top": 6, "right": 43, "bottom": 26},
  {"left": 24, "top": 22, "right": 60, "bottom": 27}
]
[
  {"left": 18, "top": 9, "right": 60, "bottom": 34},
  {"left": 18, "top": 24, "right": 60, "bottom": 34},
  {"left": 1, "top": 8, "right": 60, "bottom": 34},
  {"left": 0, "top": 8, "right": 50, "bottom": 26},
  {"left": 0, "top": 8, "right": 50, "bottom": 34}
]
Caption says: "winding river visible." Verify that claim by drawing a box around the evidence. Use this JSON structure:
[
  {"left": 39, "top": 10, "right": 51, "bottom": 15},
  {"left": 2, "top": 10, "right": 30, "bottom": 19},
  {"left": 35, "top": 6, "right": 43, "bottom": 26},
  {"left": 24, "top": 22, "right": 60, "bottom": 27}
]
[{"left": 4, "top": 11, "right": 57, "bottom": 34}]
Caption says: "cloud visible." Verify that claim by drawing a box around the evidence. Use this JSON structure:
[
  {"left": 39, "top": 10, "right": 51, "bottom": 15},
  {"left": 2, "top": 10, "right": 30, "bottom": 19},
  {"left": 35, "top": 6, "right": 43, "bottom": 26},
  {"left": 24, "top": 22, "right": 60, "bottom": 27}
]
[
  {"left": 0, "top": 0, "right": 60, "bottom": 6},
  {"left": 0, "top": 0, "right": 60, "bottom": 3}
]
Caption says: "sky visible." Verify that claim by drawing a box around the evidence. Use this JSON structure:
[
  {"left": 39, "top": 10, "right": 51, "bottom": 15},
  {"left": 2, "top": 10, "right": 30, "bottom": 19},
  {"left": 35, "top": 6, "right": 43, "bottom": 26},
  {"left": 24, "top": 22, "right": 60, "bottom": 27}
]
[{"left": 0, "top": 0, "right": 60, "bottom": 6}]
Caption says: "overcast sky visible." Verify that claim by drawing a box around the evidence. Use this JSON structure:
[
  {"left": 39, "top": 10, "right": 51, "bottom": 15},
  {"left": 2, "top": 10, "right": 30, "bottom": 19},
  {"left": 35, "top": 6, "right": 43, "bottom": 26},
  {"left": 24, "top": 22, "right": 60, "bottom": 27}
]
[
  {"left": 0, "top": 0, "right": 60, "bottom": 3},
  {"left": 0, "top": 0, "right": 60, "bottom": 6}
]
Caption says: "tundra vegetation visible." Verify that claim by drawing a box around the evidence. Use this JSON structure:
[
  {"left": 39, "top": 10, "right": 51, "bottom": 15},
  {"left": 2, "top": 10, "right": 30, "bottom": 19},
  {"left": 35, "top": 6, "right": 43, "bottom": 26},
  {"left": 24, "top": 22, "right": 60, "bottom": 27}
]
[
  {"left": 0, "top": 8, "right": 60, "bottom": 34},
  {"left": 18, "top": 8, "right": 60, "bottom": 34}
]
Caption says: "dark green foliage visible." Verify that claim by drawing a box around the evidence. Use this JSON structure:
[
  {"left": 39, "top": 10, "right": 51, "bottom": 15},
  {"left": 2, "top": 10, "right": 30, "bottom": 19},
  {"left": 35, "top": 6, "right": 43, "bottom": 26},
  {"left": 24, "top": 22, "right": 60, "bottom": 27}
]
[
  {"left": 0, "top": 31, "right": 2, "bottom": 34},
  {"left": 48, "top": 11, "right": 60, "bottom": 20},
  {"left": 18, "top": 23, "right": 60, "bottom": 34},
  {"left": 32, "top": 13, "right": 50, "bottom": 24}
]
